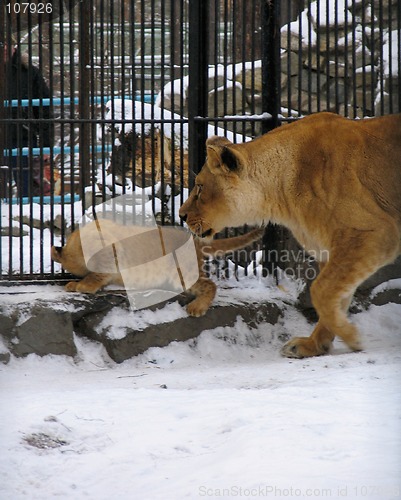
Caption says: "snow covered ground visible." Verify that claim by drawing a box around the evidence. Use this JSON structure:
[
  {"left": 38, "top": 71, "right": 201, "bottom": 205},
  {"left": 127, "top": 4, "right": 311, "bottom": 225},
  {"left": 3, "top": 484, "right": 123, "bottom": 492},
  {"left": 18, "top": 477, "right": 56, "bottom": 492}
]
[
  {"left": 1, "top": 157, "right": 400, "bottom": 500},
  {"left": 1, "top": 297, "right": 400, "bottom": 500}
]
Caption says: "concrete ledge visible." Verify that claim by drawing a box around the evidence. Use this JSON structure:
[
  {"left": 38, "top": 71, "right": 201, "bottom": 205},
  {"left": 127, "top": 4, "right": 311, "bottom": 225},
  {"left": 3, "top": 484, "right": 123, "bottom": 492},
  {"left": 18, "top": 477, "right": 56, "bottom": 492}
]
[
  {"left": 75, "top": 296, "right": 283, "bottom": 363},
  {"left": 1, "top": 275, "right": 400, "bottom": 364},
  {"left": 0, "top": 286, "right": 283, "bottom": 364}
]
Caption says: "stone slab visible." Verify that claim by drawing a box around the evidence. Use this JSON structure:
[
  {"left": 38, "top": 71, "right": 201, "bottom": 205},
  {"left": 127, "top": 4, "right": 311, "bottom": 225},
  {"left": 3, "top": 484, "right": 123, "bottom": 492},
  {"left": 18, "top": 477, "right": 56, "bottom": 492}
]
[{"left": 0, "top": 288, "right": 283, "bottom": 364}]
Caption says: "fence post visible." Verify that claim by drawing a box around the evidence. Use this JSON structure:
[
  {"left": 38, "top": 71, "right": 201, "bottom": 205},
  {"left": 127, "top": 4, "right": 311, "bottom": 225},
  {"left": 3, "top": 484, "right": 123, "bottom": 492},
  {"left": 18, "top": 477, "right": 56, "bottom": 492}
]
[
  {"left": 261, "top": 0, "right": 281, "bottom": 133},
  {"left": 79, "top": 0, "right": 90, "bottom": 198},
  {"left": 0, "top": 7, "right": 6, "bottom": 177},
  {"left": 188, "top": 0, "right": 209, "bottom": 180},
  {"left": 0, "top": 5, "right": 5, "bottom": 196},
  {"left": 261, "top": 0, "right": 285, "bottom": 278}
]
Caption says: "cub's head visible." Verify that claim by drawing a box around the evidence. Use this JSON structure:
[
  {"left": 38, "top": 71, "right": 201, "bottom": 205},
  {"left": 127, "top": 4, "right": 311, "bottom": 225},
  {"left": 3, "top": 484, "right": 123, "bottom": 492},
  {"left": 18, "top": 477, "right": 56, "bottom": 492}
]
[
  {"left": 51, "top": 230, "right": 88, "bottom": 277},
  {"left": 179, "top": 136, "right": 250, "bottom": 237}
]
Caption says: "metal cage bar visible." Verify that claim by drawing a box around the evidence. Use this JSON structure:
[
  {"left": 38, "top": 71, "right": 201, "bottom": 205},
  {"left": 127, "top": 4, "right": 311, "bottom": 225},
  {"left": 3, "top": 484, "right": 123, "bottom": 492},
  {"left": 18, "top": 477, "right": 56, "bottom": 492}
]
[{"left": 1, "top": 0, "right": 400, "bottom": 283}]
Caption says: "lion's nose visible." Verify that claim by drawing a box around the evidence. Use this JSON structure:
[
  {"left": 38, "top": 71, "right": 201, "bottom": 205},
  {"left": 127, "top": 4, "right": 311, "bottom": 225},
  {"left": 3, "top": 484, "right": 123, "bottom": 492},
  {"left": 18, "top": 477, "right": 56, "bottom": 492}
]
[{"left": 179, "top": 213, "right": 187, "bottom": 223}]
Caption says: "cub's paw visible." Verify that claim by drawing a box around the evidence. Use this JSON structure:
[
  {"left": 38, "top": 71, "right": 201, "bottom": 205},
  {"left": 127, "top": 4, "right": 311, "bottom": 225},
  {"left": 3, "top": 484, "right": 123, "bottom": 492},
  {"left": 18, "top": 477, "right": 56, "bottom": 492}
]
[
  {"left": 75, "top": 282, "right": 99, "bottom": 294},
  {"left": 65, "top": 281, "right": 98, "bottom": 294},
  {"left": 186, "top": 298, "right": 210, "bottom": 317},
  {"left": 65, "top": 281, "right": 79, "bottom": 292},
  {"left": 281, "top": 336, "right": 332, "bottom": 359}
]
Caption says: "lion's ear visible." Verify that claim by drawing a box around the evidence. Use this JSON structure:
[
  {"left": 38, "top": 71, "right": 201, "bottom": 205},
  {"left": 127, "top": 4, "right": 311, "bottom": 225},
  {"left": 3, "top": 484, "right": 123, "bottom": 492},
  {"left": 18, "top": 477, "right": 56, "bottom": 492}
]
[{"left": 206, "top": 137, "right": 246, "bottom": 175}]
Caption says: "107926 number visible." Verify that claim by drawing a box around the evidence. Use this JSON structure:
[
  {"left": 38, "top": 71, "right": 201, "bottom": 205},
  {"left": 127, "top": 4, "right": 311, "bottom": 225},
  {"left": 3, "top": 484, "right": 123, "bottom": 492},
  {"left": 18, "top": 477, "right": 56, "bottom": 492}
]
[{"left": 6, "top": 3, "right": 53, "bottom": 14}]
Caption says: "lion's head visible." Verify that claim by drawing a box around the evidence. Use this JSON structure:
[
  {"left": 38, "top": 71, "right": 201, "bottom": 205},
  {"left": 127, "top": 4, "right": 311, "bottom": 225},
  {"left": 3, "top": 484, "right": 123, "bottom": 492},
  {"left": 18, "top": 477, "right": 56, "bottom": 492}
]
[
  {"left": 179, "top": 136, "right": 265, "bottom": 237},
  {"left": 51, "top": 229, "right": 89, "bottom": 278}
]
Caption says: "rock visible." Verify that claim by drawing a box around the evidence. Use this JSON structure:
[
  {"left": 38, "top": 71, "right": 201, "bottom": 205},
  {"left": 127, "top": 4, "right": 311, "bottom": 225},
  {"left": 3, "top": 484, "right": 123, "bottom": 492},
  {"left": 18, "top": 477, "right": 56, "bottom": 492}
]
[
  {"left": 0, "top": 312, "right": 15, "bottom": 339},
  {"left": 0, "top": 287, "right": 284, "bottom": 363},
  {"left": 52, "top": 214, "right": 66, "bottom": 231},
  {"left": 281, "top": 28, "right": 304, "bottom": 53},
  {"left": 358, "top": 257, "right": 401, "bottom": 292},
  {"left": 83, "top": 192, "right": 112, "bottom": 212},
  {"left": 0, "top": 352, "right": 11, "bottom": 365},
  {"left": 371, "top": 288, "right": 401, "bottom": 306},
  {"left": 208, "top": 81, "right": 244, "bottom": 117},
  {"left": 15, "top": 215, "right": 49, "bottom": 230},
  {"left": 290, "top": 69, "right": 327, "bottom": 94},
  {"left": 7, "top": 306, "right": 76, "bottom": 358},
  {"left": 0, "top": 269, "right": 399, "bottom": 363},
  {"left": 377, "top": 80, "right": 400, "bottom": 115},
  {"left": 74, "top": 296, "right": 283, "bottom": 363},
  {"left": 276, "top": 0, "right": 393, "bottom": 117},
  {"left": 237, "top": 65, "right": 263, "bottom": 92},
  {"left": 1, "top": 226, "right": 29, "bottom": 237}
]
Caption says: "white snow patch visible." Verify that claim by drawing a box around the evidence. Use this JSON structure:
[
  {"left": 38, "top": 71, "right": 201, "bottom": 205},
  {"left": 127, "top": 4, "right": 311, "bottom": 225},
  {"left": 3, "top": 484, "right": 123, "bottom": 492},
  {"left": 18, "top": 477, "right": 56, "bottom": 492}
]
[
  {"left": 371, "top": 278, "right": 401, "bottom": 298},
  {"left": 309, "top": 0, "right": 354, "bottom": 28},
  {"left": 382, "top": 30, "right": 400, "bottom": 77},
  {"left": 0, "top": 297, "right": 400, "bottom": 499}
]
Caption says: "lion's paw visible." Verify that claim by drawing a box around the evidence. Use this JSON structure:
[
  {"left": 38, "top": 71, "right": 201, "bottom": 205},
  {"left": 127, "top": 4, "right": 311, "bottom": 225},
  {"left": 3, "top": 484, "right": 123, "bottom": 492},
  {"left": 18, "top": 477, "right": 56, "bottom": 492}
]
[
  {"left": 65, "top": 281, "right": 79, "bottom": 292},
  {"left": 281, "top": 336, "right": 332, "bottom": 359},
  {"left": 65, "top": 281, "right": 98, "bottom": 294},
  {"left": 186, "top": 299, "right": 209, "bottom": 317},
  {"left": 343, "top": 334, "right": 363, "bottom": 353},
  {"left": 75, "top": 283, "right": 99, "bottom": 294}
]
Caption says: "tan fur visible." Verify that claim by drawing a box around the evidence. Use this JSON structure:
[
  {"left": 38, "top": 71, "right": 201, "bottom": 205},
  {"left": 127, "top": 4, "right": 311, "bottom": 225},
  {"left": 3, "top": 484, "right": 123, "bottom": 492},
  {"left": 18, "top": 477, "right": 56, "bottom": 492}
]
[
  {"left": 179, "top": 112, "right": 401, "bottom": 356},
  {"left": 51, "top": 220, "right": 262, "bottom": 317}
]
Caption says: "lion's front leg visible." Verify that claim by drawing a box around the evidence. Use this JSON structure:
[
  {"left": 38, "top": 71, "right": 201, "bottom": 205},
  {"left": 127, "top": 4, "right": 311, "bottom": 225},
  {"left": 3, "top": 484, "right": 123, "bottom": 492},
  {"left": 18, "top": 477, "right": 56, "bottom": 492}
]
[{"left": 186, "top": 277, "right": 217, "bottom": 317}]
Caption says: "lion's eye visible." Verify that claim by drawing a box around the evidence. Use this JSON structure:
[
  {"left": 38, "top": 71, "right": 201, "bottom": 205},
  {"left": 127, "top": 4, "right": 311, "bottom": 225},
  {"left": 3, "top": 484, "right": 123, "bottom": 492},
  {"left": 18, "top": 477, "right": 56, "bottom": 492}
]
[{"left": 195, "top": 184, "right": 203, "bottom": 199}]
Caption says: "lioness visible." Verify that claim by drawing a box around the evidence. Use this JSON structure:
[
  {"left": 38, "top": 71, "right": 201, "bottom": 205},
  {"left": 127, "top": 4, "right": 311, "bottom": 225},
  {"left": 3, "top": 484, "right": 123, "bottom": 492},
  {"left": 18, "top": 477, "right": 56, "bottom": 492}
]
[
  {"left": 51, "top": 220, "right": 262, "bottom": 317},
  {"left": 179, "top": 112, "right": 401, "bottom": 357}
]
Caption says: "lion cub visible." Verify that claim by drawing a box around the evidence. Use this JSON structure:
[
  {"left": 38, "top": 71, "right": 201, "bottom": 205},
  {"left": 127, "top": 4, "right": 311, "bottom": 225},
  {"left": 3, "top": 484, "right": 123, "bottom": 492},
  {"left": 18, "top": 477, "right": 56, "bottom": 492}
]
[{"left": 51, "top": 220, "right": 262, "bottom": 317}]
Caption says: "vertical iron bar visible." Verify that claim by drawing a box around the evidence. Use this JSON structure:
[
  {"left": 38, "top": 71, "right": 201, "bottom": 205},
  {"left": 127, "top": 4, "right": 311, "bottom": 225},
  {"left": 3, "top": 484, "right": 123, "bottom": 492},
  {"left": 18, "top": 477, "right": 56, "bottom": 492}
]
[
  {"left": 387, "top": 0, "right": 393, "bottom": 113},
  {"left": 48, "top": 5, "right": 55, "bottom": 278},
  {"left": 68, "top": 0, "right": 76, "bottom": 230},
  {"left": 307, "top": 2, "right": 313, "bottom": 114},
  {"left": 370, "top": 1, "right": 376, "bottom": 114},
  {"left": 179, "top": 0, "right": 187, "bottom": 207},
  {"left": 377, "top": 0, "right": 384, "bottom": 115},
  {"left": 316, "top": 0, "right": 321, "bottom": 113},
  {"left": 222, "top": 0, "right": 228, "bottom": 136},
  {"left": 79, "top": 0, "right": 90, "bottom": 201},
  {"left": 261, "top": 0, "right": 280, "bottom": 134},
  {"left": 188, "top": 0, "right": 209, "bottom": 178},
  {"left": 360, "top": 0, "right": 366, "bottom": 115},
  {"left": 285, "top": 0, "right": 291, "bottom": 118},
  {"left": 0, "top": 4, "right": 5, "bottom": 177},
  {"left": 89, "top": 0, "right": 97, "bottom": 209},
  {"left": 261, "top": 0, "right": 282, "bottom": 279},
  {"left": 333, "top": 0, "right": 339, "bottom": 113},
  {"left": 398, "top": 0, "right": 401, "bottom": 112},
  {"left": 99, "top": 0, "right": 106, "bottom": 202},
  {"left": 150, "top": 0, "right": 156, "bottom": 215},
  {"left": 325, "top": 0, "right": 330, "bottom": 111},
  {"left": 0, "top": 3, "right": 4, "bottom": 274},
  {"left": 160, "top": 0, "right": 166, "bottom": 224}
]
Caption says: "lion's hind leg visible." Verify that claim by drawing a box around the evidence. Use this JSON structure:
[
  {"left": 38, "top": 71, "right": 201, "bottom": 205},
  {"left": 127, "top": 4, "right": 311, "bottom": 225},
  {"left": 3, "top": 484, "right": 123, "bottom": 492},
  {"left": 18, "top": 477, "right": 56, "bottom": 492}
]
[
  {"left": 282, "top": 283, "right": 356, "bottom": 358},
  {"left": 281, "top": 228, "right": 399, "bottom": 358}
]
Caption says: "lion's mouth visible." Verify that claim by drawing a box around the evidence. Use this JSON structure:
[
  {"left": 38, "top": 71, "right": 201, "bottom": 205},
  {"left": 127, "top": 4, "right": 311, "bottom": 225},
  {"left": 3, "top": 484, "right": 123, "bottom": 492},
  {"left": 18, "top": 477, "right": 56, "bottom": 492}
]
[
  {"left": 191, "top": 222, "right": 214, "bottom": 238},
  {"left": 201, "top": 229, "right": 214, "bottom": 238}
]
